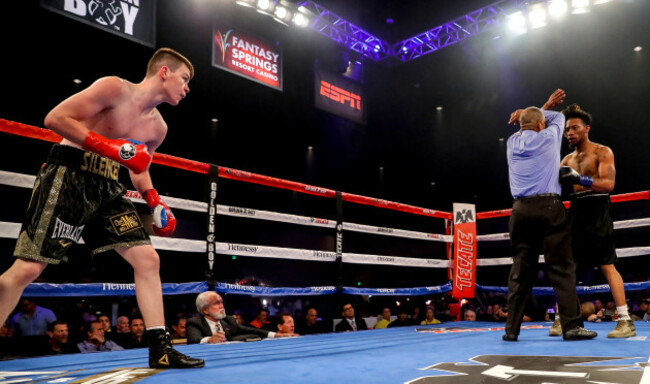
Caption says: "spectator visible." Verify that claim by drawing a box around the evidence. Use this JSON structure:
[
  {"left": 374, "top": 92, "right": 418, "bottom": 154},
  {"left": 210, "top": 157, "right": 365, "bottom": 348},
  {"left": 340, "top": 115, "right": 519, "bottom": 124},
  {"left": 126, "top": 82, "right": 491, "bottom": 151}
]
[
  {"left": 420, "top": 306, "right": 441, "bottom": 325},
  {"left": 388, "top": 309, "right": 411, "bottom": 328},
  {"left": 187, "top": 292, "right": 291, "bottom": 344},
  {"left": 581, "top": 301, "right": 600, "bottom": 322},
  {"left": 8, "top": 299, "right": 57, "bottom": 336},
  {"left": 118, "top": 317, "right": 147, "bottom": 349},
  {"left": 374, "top": 307, "right": 392, "bottom": 329},
  {"left": 631, "top": 299, "right": 648, "bottom": 320},
  {"left": 33, "top": 320, "right": 77, "bottom": 356},
  {"left": 171, "top": 317, "right": 187, "bottom": 340},
  {"left": 249, "top": 308, "right": 270, "bottom": 329},
  {"left": 464, "top": 310, "right": 477, "bottom": 321},
  {"left": 411, "top": 307, "right": 422, "bottom": 324},
  {"left": 276, "top": 313, "right": 297, "bottom": 336},
  {"left": 97, "top": 314, "right": 113, "bottom": 338},
  {"left": 77, "top": 320, "right": 124, "bottom": 353},
  {"left": 232, "top": 313, "right": 245, "bottom": 326},
  {"left": 644, "top": 304, "right": 650, "bottom": 321},
  {"left": 492, "top": 304, "right": 508, "bottom": 322},
  {"left": 296, "top": 308, "right": 327, "bottom": 335},
  {"left": 115, "top": 315, "right": 131, "bottom": 334},
  {"left": 335, "top": 303, "right": 368, "bottom": 332}
]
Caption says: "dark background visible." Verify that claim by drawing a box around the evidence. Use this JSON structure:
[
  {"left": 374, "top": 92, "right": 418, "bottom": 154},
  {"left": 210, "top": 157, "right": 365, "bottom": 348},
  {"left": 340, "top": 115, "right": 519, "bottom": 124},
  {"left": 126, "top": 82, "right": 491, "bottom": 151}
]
[{"left": 1, "top": 0, "right": 649, "bottom": 292}]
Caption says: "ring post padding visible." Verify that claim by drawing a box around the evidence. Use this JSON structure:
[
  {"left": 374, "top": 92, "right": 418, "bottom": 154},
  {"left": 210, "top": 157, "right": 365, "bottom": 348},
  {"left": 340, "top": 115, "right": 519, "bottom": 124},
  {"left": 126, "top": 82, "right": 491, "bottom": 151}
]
[{"left": 206, "top": 164, "right": 219, "bottom": 289}]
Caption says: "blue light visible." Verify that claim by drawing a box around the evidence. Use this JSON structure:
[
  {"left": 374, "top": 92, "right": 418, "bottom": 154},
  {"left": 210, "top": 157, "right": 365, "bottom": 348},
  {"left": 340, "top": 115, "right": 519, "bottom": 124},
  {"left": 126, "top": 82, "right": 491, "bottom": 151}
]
[{"left": 401, "top": 46, "right": 408, "bottom": 53}]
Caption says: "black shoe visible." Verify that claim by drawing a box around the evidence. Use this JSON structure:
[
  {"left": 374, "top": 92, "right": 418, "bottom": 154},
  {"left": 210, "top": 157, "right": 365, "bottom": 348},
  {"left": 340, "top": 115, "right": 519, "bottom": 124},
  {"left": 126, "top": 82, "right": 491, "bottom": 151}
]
[
  {"left": 563, "top": 326, "right": 597, "bottom": 341},
  {"left": 502, "top": 333, "right": 518, "bottom": 342},
  {"left": 148, "top": 328, "right": 205, "bottom": 368}
]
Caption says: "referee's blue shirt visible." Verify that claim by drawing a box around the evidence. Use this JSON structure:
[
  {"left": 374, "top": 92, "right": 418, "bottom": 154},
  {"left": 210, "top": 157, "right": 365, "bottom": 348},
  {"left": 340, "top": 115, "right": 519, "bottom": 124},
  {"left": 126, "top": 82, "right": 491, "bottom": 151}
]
[{"left": 507, "top": 110, "right": 565, "bottom": 198}]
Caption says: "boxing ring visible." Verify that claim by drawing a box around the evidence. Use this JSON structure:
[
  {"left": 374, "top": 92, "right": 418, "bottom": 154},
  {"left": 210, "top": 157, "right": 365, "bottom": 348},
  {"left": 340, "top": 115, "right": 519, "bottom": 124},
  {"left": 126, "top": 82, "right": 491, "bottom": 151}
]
[{"left": 1, "top": 119, "right": 650, "bottom": 383}]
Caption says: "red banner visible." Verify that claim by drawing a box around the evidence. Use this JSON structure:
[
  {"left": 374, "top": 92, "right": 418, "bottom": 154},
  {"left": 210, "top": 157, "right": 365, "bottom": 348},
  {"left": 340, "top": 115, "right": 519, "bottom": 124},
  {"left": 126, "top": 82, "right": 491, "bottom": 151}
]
[
  {"left": 452, "top": 203, "right": 477, "bottom": 298},
  {"left": 212, "top": 22, "right": 282, "bottom": 90}
]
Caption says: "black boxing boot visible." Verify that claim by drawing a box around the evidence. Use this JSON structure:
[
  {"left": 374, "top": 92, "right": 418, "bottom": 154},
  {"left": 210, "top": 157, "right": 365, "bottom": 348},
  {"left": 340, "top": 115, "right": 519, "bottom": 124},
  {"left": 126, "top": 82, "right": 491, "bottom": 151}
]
[{"left": 148, "top": 328, "right": 204, "bottom": 368}]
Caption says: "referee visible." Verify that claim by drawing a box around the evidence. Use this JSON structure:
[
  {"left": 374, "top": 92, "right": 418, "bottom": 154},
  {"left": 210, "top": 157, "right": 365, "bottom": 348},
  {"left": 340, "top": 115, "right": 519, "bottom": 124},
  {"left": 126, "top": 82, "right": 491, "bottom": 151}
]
[{"left": 503, "top": 89, "right": 597, "bottom": 341}]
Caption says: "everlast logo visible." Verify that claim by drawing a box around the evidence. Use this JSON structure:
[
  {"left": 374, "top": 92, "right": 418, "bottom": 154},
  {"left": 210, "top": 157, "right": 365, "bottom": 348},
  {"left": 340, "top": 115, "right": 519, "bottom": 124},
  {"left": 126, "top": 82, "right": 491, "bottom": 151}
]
[
  {"left": 81, "top": 152, "right": 120, "bottom": 181},
  {"left": 228, "top": 244, "right": 258, "bottom": 253},
  {"left": 51, "top": 218, "right": 84, "bottom": 242},
  {"left": 377, "top": 256, "right": 395, "bottom": 262},
  {"left": 377, "top": 227, "right": 393, "bottom": 233},
  {"left": 455, "top": 209, "right": 475, "bottom": 224},
  {"left": 311, "top": 218, "right": 330, "bottom": 224},
  {"left": 377, "top": 289, "right": 395, "bottom": 293},
  {"left": 312, "top": 251, "right": 333, "bottom": 259},
  {"left": 228, "top": 207, "right": 256, "bottom": 216},
  {"left": 305, "top": 185, "right": 328, "bottom": 194},
  {"left": 110, "top": 211, "right": 143, "bottom": 235},
  {"left": 311, "top": 286, "right": 334, "bottom": 292},
  {"left": 320, "top": 80, "right": 361, "bottom": 110}
]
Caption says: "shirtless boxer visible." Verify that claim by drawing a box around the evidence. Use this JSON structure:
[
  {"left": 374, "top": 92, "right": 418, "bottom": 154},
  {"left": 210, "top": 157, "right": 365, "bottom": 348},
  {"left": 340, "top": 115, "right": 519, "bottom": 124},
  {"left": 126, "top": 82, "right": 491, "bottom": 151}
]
[
  {"left": 549, "top": 104, "right": 635, "bottom": 338},
  {"left": 0, "top": 48, "right": 204, "bottom": 367}
]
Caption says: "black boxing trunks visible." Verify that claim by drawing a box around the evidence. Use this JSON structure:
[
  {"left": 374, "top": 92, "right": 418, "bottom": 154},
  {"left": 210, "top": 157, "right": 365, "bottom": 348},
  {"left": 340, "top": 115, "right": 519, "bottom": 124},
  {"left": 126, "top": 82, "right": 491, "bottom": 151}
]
[
  {"left": 13, "top": 144, "right": 151, "bottom": 264},
  {"left": 567, "top": 190, "right": 617, "bottom": 267}
]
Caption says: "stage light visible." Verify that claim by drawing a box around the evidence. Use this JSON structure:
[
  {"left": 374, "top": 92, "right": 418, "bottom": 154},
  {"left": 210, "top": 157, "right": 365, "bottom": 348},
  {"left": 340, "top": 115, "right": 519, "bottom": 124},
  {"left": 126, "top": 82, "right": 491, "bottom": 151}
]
[
  {"left": 274, "top": 5, "right": 288, "bottom": 20},
  {"left": 257, "top": 0, "right": 272, "bottom": 12},
  {"left": 262, "top": 299, "right": 268, "bottom": 306},
  {"left": 401, "top": 46, "right": 408, "bottom": 54},
  {"left": 436, "top": 106, "right": 443, "bottom": 111},
  {"left": 396, "top": 301, "right": 401, "bottom": 306},
  {"left": 548, "top": 0, "right": 568, "bottom": 17},
  {"left": 211, "top": 118, "right": 218, "bottom": 123},
  {"left": 507, "top": 11, "right": 527, "bottom": 33},
  {"left": 373, "top": 44, "right": 381, "bottom": 53},
  {"left": 235, "top": 0, "right": 255, "bottom": 8},
  {"left": 528, "top": 6, "right": 547, "bottom": 29},
  {"left": 73, "top": 78, "right": 82, "bottom": 84},
  {"left": 634, "top": 46, "right": 643, "bottom": 52},
  {"left": 425, "top": 300, "right": 432, "bottom": 305},
  {"left": 572, "top": 0, "right": 590, "bottom": 14},
  {"left": 293, "top": 12, "right": 309, "bottom": 27}
]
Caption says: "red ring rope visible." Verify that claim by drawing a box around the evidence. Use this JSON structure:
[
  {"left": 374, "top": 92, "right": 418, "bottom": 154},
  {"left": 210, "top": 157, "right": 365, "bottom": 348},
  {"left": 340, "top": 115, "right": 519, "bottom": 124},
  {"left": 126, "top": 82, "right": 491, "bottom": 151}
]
[{"left": 0, "top": 119, "right": 454, "bottom": 218}]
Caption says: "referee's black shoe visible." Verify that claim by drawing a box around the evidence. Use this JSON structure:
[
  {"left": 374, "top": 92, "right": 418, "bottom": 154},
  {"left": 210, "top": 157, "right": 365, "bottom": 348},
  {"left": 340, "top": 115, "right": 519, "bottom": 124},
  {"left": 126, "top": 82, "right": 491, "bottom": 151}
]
[
  {"left": 563, "top": 326, "right": 597, "bottom": 340},
  {"left": 148, "top": 328, "right": 205, "bottom": 368}
]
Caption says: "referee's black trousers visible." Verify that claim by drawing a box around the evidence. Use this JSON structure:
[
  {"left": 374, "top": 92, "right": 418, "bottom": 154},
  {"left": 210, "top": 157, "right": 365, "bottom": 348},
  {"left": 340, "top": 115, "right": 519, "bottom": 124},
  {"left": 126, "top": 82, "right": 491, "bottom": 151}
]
[{"left": 506, "top": 194, "right": 583, "bottom": 335}]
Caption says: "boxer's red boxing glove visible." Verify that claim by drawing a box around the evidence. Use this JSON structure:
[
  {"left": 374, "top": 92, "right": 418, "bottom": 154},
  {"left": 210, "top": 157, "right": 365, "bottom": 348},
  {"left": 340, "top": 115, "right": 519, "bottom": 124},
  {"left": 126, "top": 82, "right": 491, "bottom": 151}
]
[
  {"left": 143, "top": 189, "right": 176, "bottom": 236},
  {"left": 82, "top": 131, "right": 152, "bottom": 174}
]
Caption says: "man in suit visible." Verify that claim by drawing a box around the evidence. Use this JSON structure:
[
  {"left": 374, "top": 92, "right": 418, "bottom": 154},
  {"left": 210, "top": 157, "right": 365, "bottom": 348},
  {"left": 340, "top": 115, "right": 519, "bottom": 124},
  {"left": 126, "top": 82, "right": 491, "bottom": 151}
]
[
  {"left": 187, "top": 291, "right": 295, "bottom": 344},
  {"left": 335, "top": 303, "right": 368, "bottom": 332}
]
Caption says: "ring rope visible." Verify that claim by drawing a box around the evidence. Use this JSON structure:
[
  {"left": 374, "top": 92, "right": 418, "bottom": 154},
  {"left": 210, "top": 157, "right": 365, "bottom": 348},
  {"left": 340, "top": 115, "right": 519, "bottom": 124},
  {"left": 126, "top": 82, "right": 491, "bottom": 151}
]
[
  {"left": 0, "top": 170, "right": 454, "bottom": 241},
  {"left": 2, "top": 119, "right": 648, "bottom": 296},
  {"left": 0, "top": 119, "right": 452, "bottom": 218}
]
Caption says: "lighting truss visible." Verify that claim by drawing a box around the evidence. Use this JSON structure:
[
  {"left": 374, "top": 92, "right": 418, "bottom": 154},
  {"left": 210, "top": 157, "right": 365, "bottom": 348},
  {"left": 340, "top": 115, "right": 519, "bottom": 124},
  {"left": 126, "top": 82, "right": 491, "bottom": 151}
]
[
  {"left": 392, "top": 0, "right": 527, "bottom": 62},
  {"left": 297, "top": 1, "right": 392, "bottom": 61}
]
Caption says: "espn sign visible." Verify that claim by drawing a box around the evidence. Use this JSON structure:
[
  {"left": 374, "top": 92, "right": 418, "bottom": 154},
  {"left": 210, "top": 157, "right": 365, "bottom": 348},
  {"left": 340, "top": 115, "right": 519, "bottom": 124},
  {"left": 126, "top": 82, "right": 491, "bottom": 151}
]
[
  {"left": 315, "top": 67, "right": 365, "bottom": 124},
  {"left": 451, "top": 203, "right": 477, "bottom": 299},
  {"left": 320, "top": 81, "right": 361, "bottom": 111}
]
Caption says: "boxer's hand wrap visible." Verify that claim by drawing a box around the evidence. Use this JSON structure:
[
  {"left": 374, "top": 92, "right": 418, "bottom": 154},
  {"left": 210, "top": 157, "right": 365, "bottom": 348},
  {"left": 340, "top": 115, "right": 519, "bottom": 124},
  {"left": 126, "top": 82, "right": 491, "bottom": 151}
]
[
  {"left": 82, "top": 131, "right": 152, "bottom": 174},
  {"left": 559, "top": 166, "right": 593, "bottom": 187},
  {"left": 143, "top": 189, "right": 176, "bottom": 236}
]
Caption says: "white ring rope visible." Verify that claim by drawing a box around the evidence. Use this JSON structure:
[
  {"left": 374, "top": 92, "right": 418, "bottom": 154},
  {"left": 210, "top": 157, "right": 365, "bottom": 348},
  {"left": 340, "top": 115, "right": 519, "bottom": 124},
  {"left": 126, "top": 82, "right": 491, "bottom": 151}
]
[
  {"left": 0, "top": 170, "right": 452, "bottom": 242},
  {"left": 2, "top": 170, "right": 648, "bottom": 267},
  {"left": 478, "top": 217, "right": 650, "bottom": 242}
]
